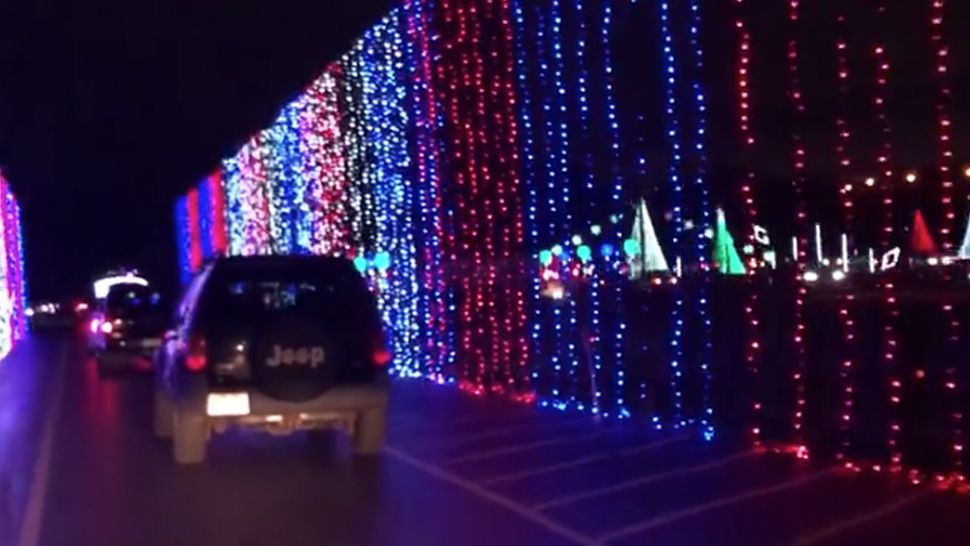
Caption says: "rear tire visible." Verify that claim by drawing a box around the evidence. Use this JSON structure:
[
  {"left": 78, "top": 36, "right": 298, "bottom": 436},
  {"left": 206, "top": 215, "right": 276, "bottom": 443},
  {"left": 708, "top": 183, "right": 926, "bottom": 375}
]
[
  {"left": 95, "top": 355, "right": 110, "bottom": 376},
  {"left": 353, "top": 408, "right": 387, "bottom": 455},
  {"left": 96, "top": 352, "right": 126, "bottom": 376},
  {"left": 173, "top": 408, "right": 208, "bottom": 464},
  {"left": 153, "top": 388, "right": 174, "bottom": 438}
]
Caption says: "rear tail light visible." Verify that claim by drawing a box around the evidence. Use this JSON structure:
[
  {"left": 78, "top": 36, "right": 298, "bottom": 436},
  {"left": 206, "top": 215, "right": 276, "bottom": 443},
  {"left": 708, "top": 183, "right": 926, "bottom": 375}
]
[
  {"left": 371, "top": 332, "right": 391, "bottom": 367},
  {"left": 185, "top": 335, "right": 207, "bottom": 372},
  {"left": 372, "top": 348, "right": 391, "bottom": 367}
]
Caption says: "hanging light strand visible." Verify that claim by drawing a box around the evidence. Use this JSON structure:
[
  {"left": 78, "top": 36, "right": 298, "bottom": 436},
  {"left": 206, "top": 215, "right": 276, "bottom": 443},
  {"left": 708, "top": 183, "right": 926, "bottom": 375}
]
[
  {"left": 785, "top": 0, "right": 809, "bottom": 453},
  {"left": 733, "top": 0, "right": 762, "bottom": 447},
  {"left": 658, "top": 0, "right": 684, "bottom": 426},
  {"left": 833, "top": 9, "right": 857, "bottom": 464},
  {"left": 687, "top": 0, "right": 714, "bottom": 438}
]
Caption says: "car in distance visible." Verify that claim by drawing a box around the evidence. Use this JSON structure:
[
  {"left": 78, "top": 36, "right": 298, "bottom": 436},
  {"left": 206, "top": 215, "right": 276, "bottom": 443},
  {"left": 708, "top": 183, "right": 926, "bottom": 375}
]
[
  {"left": 27, "top": 299, "right": 87, "bottom": 330},
  {"left": 91, "top": 284, "right": 166, "bottom": 373},
  {"left": 154, "top": 255, "right": 390, "bottom": 464}
]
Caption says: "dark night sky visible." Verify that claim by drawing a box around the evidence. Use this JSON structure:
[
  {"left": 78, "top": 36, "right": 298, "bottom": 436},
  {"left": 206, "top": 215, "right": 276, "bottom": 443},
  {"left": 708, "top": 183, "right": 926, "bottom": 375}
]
[
  {"left": 0, "top": 0, "right": 391, "bottom": 300},
  {"left": 0, "top": 0, "right": 968, "bottom": 302}
]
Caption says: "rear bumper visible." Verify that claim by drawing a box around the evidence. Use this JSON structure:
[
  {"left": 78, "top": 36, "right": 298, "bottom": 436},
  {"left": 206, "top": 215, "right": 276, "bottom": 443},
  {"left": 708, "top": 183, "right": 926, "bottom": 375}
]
[
  {"left": 97, "top": 349, "right": 154, "bottom": 369},
  {"left": 245, "top": 384, "right": 389, "bottom": 415},
  {"left": 181, "top": 383, "right": 389, "bottom": 433},
  {"left": 105, "top": 337, "right": 161, "bottom": 355}
]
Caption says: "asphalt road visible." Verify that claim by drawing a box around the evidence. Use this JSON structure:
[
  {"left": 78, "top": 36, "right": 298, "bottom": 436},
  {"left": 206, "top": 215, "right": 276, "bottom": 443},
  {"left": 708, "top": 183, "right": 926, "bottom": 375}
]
[{"left": 0, "top": 332, "right": 967, "bottom": 546}]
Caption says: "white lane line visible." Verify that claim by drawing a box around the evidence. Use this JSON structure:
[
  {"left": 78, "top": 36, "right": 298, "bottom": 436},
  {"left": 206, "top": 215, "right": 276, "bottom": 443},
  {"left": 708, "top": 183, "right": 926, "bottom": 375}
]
[
  {"left": 534, "top": 450, "right": 758, "bottom": 511},
  {"left": 385, "top": 446, "right": 604, "bottom": 546},
  {"left": 786, "top": 489, "right": 936, "bottom": 546},
  {"left": 408, "top": 418, "right": 594, "bottom": 453},
  {"left": 443, "top": 428, "right": 624, "bottom": 465},
  {"left": 599, "top": 468, "right": 838, "bottom": 543},
  {"left": 483, "top": 434, "right": 691, "bottom": 486},
  {"left": 17, "top": 341, "right": 69, "bottom": 546}
]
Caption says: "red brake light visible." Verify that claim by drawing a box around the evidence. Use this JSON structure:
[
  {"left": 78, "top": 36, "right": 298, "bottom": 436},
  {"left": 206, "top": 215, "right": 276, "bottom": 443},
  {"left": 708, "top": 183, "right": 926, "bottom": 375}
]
[
  {"left": 185, "top": 335, "right": 207, "bottom": 372},
  {"left": 371, "top": 332, "right": 391, "bottom": 367},
  {"left": 372, "top": 348, "right": 391, "bottom": 367}
]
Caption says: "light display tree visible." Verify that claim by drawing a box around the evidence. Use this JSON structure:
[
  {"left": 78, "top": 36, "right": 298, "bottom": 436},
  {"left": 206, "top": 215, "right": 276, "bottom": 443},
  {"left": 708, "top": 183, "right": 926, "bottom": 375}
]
[
  {"left": 628, "top": 199, "right": 670, "bottom": 279},
  {"left": 910, "top": 210, "right": 938, "bottom": 257},
  {"left": 959, "top": 211, "right": 970, "bottom": 260},
  {"left": 712, "top": 209, "right": 746, "bottom": 276}
]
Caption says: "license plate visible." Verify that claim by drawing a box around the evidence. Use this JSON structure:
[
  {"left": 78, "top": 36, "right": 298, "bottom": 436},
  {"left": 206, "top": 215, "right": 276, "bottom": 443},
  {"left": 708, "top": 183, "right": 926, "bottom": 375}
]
[
  {"left": 140, "top": 339, "right": 162, "bottom": 349},
  {"left": 206, "top": 392, "right": 251, "bottom": 417}
]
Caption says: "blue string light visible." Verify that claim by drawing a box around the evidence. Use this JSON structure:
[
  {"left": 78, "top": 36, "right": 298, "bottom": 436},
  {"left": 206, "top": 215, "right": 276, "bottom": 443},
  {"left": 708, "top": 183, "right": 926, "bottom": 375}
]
[
  {"left": 264, "top": 111, "right": 296, "bottom": 255},
  {"left": 221, "top": 154, "right": 244, "bottom": 256},
  {"left": 575, "top": 0, "right": 604, "bottom": 413},
  {"left": 405, "top": 0, "right": 450, "bottom": 382},
  {"left": 197, "top": 177, "right": 214, "bottom": 261},
  {"left": 658, "top": 0, "right": 685, "bottom": 426},
  {"left": 549, "top": 0, "right": 579, "bottom": 407},
  {"left": 531, "top": 0, "right": 566, "bottom": 407},
  {"left": 283, "top": 100, "right": 314, "bottom": 255},
  {"left": 351, "top": 11, "right": 421, "bottom": 378},
  {"left": 175, "top": 196, "right": 192, "bottom": 285},
  {"left": 686, "top": 0, "right": 715, "bottom": 440},
  {"left": 602, "top": 0, "right": 627, "bottom": 419},
  {"left": 512, "top": 0, "right": 546, "bottom": 394}
]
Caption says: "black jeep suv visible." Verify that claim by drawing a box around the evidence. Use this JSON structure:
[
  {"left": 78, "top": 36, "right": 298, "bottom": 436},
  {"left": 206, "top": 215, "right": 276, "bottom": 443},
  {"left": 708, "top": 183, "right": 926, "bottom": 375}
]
[{"left": 154, "top": 256, "right": 390, "bottom": 464}]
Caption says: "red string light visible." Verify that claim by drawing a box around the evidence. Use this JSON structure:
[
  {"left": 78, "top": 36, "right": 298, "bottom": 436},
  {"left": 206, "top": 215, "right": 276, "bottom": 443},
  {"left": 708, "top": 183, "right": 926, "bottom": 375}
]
[
  {"left": 435, "top": 0, "right": 466, "bottom": 387},
  {"left": 493, "top": 0, "right": 530, "bottom": 393},
  {"left": 941, "top": 303, "right": 964, "bottom": 480},
  {"left": 733, "top": 0, "right": 762, "bottom": 448},
  {"left": 467, "top": 0, "right": 499, "bottom": 390},
  {"left": 786, "top": 0, "right": 808, "bottom": 453},
  {"left": 406, "top": 0, "right": 451, "bottom": 380},
  {"left": 186, "top": 188, "right": 203, "bottom": 272},
  {"left": 834, "top": 29, "right": 855, "bottom": 229},
  {"left": 929, "top": 0, "right": 963, "bottom": 483},
  {"left": 209, "top": 170, "right": 228, "bottom": 256},
  {"left": 930, "top": 0, "right": 955, "bottom": 249},
  {"left": 872, "top": 45, "right": 894, "bottom": 250},
  {"left": 458, "top": 0, "right": 486, "bottom": 390},
  {"left": 833, "top": 10, "right": 856, "bottom": 463},
  {"left": 869, "top": 2, "right": 902, "bottom": 472},
  {"left": 437, "top": 0, "right": 527, "bottom": 397}
]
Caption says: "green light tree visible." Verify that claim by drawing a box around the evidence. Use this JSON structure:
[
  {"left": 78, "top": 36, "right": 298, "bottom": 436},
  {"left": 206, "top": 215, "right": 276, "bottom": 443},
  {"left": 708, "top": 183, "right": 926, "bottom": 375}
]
[{"left": 712, "top": 208, "right": 746, "bottom": 275}]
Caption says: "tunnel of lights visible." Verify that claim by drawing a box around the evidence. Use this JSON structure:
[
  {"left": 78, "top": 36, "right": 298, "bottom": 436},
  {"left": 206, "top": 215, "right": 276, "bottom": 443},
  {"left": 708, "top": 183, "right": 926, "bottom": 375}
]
[
  {"left": 0, "top": 171, "right": 28, "bottom": 362},
  {"left": 176, "top": 1, "right": 970, "bottom": 484}
]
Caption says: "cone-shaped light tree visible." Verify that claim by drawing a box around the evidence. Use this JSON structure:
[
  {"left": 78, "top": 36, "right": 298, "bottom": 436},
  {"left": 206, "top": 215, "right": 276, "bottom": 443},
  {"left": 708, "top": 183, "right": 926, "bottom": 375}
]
[
  {"left": 712, "top": 208, "right": 746, "bottom": 275},
  {"left": 957, "top": 211, "right": 970, "bottom": 260},
  {"left": 628, "top": 199, "right": 670, "bottom": 279},
  {"left": 911, "top": 210, "right": 938, "bottom": 256}
]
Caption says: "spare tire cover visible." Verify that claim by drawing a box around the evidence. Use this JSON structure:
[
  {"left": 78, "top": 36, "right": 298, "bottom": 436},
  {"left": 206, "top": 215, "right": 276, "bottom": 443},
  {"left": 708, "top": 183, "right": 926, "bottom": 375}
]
[{"left": 252, "top": 317, "right": 341, "bottom": 402}]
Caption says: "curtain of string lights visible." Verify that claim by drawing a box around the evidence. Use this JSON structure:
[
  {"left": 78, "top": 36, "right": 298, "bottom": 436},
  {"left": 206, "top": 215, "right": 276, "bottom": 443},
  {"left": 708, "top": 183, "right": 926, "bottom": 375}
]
[
  {"left": 173, "top": 0, "right": 970, "bottom": 483},
  {"left": 0, "top": 172, "right": 28, "bottom": 361},
  {"left": 0, "top": 173, "right": 28, "bottom": 358},
  {"left": 177, "top": 9, "right": 430, "bottom": 377}
]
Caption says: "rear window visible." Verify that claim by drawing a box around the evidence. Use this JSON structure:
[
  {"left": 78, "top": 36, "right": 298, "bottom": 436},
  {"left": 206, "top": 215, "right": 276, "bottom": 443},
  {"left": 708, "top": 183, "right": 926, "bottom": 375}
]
[
  {"left": 199, "top": 261, "right": 376, "bottom": 325},
  {"left": 105, "top": 285, "right": 163, "bottom": 318}
]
